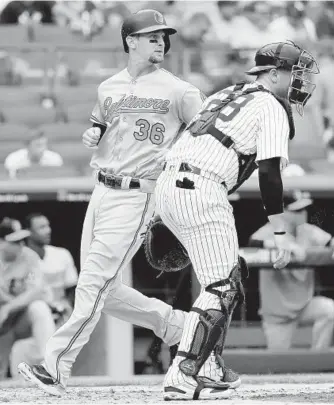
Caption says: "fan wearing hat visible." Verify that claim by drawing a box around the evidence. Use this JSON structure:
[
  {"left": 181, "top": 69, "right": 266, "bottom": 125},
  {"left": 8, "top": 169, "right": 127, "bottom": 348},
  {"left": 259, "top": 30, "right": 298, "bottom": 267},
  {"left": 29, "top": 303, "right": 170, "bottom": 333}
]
[
  {"left": 0, "top": 218, "right": 55, "bottom": 380},
  {"left": 249, "top": 193, "right": 334, "bottom": 350}
]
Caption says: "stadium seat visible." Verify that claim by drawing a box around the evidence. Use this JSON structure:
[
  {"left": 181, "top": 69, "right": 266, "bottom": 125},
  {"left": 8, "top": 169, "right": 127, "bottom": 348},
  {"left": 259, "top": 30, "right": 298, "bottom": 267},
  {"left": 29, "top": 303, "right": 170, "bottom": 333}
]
[
  {"left": 60, "top": 49, "right": 115, "bottom": 70},
  {"left": 2, "top": 105, "right": 68, "bottom": 127},
  {"left": 66, "top": 103, "right": 93, "bottom": 123},
  {"left": 0, "top": 141, "right": 24, "bottom": 163},
  {"left": 39, "top": 123, "right": 87, "bottom": 143},
  {"left": 16, "top": 165, "right": 81, "bottom": 179},
  {"left": 0, "top": 123, "right": 31, "bottom": 142},
  {"left": 0, "top": 25, "right": 28, "bottom": 46},
  {"left": 51, "top": 141, "right": 92, "bottom": 172},
  {"left": 90, "top": 26, "right": 123, "bottom": 45},
  {"left": 54, "top": 85, "right": 97, "bottom": 108},
  {"left": 32, "top": 25, "right": 84, "bottom": 45},
  {"left": 0, "top": 86, "right": 48, "bottom": 107},
  {"left": 0, "top": 169, "right": 10, "bottom": 180},
  {"left": 289, "top": 143, "right": 327, "bottom": 171},
  {"left": 308, "top": 159, "right": 334, "bottom": 174}
]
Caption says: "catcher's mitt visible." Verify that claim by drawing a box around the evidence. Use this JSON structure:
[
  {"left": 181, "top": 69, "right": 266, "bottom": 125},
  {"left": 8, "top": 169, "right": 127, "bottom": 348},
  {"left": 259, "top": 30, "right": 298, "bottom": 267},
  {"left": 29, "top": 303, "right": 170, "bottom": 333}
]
[{"left": 144, "top": 216, "right": 190, "bottom": 276}]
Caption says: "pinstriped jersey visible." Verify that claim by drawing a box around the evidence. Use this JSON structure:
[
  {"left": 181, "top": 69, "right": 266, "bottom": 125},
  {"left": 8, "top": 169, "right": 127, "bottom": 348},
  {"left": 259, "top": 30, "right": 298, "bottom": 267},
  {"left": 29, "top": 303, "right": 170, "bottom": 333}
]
[
  {"left": 166, "top": 82, "right": 290, "bottom": 192},
  {"left": 89, "top": 68, "right": 205, "bottom": 180}
]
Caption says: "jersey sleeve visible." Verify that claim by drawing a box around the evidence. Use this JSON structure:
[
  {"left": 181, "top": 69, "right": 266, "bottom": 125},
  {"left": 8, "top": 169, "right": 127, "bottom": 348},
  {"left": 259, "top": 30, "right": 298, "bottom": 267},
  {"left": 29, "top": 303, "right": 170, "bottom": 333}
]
[
  {"left": 63, "top": 249, "right": 79, "bottom": 288},
  {"left": 179, "top": 85, "right": 206, "bottom": 125},
  {"left": 256, "top": 96, "right": 290, "bottom": 167},
  {"left": 307, "top": 224, "right": 332, "bottom": 246}
]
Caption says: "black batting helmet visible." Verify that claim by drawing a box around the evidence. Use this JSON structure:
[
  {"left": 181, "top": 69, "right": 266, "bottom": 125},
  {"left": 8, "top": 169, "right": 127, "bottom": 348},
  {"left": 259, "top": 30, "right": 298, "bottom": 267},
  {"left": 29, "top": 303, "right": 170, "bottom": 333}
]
[
  {"left": 121, "top": 9, "right": 177, "bottom": 55},
  {"left": 246, "top": 41, "right": 319, "bottom": 115}
]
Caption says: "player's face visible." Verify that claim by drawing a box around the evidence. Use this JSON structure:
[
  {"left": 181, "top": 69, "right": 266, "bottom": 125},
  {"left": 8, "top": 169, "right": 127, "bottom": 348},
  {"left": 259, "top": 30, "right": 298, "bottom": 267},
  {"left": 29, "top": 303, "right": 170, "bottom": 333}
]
[
  {"left": 294, "top": 208, "right": 308, "bottom": 225},
  {"left": 29, "top": 216, "right": 51, "bottom": 245},
  {"left": 287, "top": 208, "right": 307, "bottom": 227},
  {"left": 28, "top": 136, "right": 48, "bottom": 161},
  {"left": 0, "top": 239, "right": 24, "bottom": 261},
  {"left": 135, "top": 30, "right": 166, "bottom": 64}
]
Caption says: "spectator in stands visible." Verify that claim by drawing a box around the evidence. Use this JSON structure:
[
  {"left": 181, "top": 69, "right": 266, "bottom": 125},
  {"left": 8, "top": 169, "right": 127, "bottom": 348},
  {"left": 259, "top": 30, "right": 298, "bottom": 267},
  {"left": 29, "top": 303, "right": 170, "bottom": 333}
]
[
  {"left": 174, "top": 10, "right": 214, "bottom": 86},
  {"left": 269, "top": 1, "right": 317, "bottom": 43},
  {"left": 318, "top": 39, "right": 334, "bottom": 162},
  {"left": 95, "top": 0, "right": 130, "bottom": 29},
  {"left": 4, "top": 129, "right": 63, "bottom": 179},
  {"left": 52, "top": 1, "right": 104, "bottom": 39},
  {"left": 215, "top": 1, "right": 241, "bottom": 45},
  {"left": 9, "top": 213, "right": 78, "bottom": 379},
  {"left": 315, "top": 1, "right": 334, "bottom": 39},
  {"left": 249, "top": 193, "right": 334, "bottom": 350},
  {"left": 177, "top": 11, "right": 211, "bottom": 48},
  {"left": 288, "top": 43, "right": 328, "bottom": 168},
  {"left": 230, "top": 1, "right": 277, "bottom": 49},
  {"left": 250, "top": 162, "right": 307, "bottom": 179},
  {"left": 0, "top": 217, "right": 55, "bottom": 380},
  {"left": 24, "top": 212, "right": 78, "bottom": 324},
  {"left": 0, "top": 1, "right": 55, "bottom": 24}
]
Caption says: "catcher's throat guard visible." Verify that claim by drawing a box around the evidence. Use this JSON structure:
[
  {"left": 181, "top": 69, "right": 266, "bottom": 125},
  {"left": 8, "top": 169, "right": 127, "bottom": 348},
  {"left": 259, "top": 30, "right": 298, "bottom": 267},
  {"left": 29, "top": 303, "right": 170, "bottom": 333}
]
[
  {"left": 144, "top": 216, "right": 190, "bottom": 276},
  {"left": 288, "top": 48, "right": 319, "bottom": 115}
]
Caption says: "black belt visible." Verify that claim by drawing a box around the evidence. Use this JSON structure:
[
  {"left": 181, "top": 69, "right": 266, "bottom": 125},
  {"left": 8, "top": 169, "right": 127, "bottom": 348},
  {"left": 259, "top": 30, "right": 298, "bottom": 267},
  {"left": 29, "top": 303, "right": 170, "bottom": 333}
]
[
  {"left": 163, "top": 162, "right": 201, "bottom": 175},
  {"left": 97, "top": 171, "right": 140, "bottom": 189},
  {"left": 163, "top": 162, "right": 226, "bottom": 188}
]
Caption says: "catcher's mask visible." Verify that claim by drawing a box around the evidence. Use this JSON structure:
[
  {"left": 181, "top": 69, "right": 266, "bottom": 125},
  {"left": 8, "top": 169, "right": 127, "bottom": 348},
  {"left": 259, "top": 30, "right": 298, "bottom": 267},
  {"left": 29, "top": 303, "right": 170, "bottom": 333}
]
[
  {"left": 246, "top": 40, "right": 319, "bottom": 115},
  {"left": 288, "top": 46, "right": 319, "bottom": 115}
]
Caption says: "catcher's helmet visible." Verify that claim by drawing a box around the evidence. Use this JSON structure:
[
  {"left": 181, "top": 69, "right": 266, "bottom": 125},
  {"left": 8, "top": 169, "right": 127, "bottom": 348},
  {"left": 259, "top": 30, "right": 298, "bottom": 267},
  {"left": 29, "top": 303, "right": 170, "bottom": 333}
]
[
  {"left": 246, "top": 41, "right": 319, "bottom": 115},
  {"left": 121, "top": 9, "right": 177, "bottom": 55}
]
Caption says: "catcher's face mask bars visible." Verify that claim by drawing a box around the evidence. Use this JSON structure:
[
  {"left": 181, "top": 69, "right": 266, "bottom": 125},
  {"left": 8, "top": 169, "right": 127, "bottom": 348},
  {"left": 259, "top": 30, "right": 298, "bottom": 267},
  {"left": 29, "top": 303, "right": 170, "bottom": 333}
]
[{"left": 288, "top": 49, "right": 319, "bottom": 116}]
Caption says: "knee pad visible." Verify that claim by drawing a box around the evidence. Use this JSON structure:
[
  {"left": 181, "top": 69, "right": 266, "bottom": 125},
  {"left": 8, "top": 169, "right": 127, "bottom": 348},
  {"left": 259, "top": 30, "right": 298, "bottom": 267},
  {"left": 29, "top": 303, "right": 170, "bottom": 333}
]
[
  {"left": 206, "top": 256, "right": 248, "bottom": 307},
  {"left": 213, "top": 257, "right": 249, "bottom": 365},
  {"left": 178, "top": 306, "right": 228, "bottom": 376}
]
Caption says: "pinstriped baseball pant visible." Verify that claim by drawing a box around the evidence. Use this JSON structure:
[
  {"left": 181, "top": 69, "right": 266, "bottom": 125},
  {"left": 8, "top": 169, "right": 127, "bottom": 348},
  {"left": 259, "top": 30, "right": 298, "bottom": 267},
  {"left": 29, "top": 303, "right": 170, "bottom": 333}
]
[
  {"left": 155, "top": 167, "right": 239, "bottom": 382},
  {"left": 43, "top": 184, "right": 185, "bottom": 387}
]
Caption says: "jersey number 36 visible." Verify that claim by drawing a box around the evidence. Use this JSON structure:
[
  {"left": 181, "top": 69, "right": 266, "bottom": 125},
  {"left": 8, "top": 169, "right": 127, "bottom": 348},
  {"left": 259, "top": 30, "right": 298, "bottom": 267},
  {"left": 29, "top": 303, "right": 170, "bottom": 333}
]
[{"left": 133, "top": 119, "right": 165, "bottom": 145}]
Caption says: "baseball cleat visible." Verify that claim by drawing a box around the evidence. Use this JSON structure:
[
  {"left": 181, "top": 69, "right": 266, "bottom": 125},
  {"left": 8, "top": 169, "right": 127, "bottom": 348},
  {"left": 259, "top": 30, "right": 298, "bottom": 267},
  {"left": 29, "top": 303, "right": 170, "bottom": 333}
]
[
  {"left": 18, "top": 362, "right": 65, "bottom": 397},
  {"left": 163, "top": 376, "right": 231, "bottom": 401},
  {"left": 221, "top": 366, "right": 241, "bottom": 389}
]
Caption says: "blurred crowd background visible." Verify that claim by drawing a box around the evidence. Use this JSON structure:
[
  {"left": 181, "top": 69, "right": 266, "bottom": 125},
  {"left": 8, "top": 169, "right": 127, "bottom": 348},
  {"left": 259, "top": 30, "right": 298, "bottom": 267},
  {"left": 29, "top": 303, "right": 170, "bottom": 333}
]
[
  {"left": 1, "top": 0, "right": 334, "bottom": 379},
  {"left": 0, "top": 0, "right": 333, "bottom": 178}
]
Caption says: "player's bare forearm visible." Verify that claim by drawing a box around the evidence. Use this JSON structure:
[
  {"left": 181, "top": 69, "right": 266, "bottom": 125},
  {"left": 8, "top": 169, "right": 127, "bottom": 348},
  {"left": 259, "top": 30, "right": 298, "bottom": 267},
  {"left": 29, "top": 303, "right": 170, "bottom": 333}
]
[{"left": 5, "top": 287, "right": 44, "bottom": 314}]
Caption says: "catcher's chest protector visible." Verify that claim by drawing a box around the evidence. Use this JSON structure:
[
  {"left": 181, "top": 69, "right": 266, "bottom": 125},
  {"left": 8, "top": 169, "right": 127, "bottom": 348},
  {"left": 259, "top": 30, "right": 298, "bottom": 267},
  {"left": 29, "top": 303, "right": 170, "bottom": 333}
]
[{"left": 188, "top": 82, "right": 295, "bottom": 194}]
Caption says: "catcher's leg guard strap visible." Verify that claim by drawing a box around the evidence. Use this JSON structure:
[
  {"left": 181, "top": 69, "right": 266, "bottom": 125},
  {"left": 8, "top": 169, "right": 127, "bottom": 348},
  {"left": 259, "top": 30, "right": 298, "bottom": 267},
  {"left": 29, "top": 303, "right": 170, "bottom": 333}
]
[
  {"left": 177, "top": 259, "right": 248, "bottom": 377},
  {"left": 213, "top": 258, "right": 249, "bottom": 365},
  {"left": 177, "top": 306, "right": 229, "bottom": 376}
]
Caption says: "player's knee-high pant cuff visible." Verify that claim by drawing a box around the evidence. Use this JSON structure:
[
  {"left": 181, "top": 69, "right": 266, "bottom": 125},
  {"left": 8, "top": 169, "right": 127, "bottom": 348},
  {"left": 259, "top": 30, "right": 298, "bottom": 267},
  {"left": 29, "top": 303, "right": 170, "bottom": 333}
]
[{"left": 103, "top": 285, "right": 186, "bottom": 346}]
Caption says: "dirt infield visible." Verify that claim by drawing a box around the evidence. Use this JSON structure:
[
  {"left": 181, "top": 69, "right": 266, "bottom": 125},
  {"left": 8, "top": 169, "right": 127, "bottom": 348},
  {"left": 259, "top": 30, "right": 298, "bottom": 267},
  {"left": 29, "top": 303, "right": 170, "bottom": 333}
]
[{"left": 1, "top": 374, "right": 334, "bottom": 404}]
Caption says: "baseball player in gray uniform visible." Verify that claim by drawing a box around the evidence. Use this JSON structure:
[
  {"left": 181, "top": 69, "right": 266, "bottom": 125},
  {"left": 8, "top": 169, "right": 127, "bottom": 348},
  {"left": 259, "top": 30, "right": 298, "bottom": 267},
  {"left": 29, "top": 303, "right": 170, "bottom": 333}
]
[
  {"left": 18, "top": 9, "right": 208, "bottom": 395},
  {"left": 155, "top": 41, "right": 319, "bottom": 400}
]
